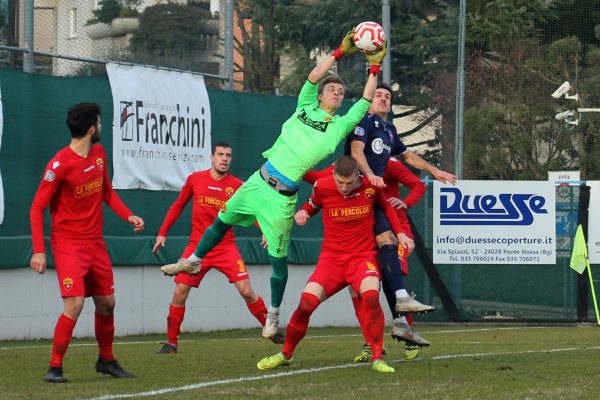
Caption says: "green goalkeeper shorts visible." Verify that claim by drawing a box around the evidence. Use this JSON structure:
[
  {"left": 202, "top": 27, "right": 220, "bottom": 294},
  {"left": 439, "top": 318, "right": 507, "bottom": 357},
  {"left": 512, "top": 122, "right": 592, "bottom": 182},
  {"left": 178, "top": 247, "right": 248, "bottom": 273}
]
[{"left": 218, "top": 170, "right": 297, "bottom": 257}]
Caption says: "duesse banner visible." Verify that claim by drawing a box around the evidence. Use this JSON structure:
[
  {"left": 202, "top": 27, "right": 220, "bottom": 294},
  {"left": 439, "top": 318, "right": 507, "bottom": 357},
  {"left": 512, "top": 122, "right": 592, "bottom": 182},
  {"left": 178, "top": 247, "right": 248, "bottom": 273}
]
[{"left": 433, "top": 181, "right": 556, "bottom": 264}]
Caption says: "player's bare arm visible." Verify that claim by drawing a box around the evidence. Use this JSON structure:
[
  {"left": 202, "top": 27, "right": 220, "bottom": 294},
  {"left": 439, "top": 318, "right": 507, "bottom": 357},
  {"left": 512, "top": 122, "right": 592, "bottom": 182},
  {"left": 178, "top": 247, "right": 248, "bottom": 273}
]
[
  {"left": 350, "top": 140, "right": 385, "bottom": 188},
  {"left": 400, "top": 150, "right": 457, "bottom": 185}
]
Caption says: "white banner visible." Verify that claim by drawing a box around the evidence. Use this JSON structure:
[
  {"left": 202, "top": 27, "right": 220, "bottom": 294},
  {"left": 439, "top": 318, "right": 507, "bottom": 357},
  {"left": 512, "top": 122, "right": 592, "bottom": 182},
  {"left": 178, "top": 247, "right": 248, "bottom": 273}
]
[
  {"left": 433, "top": 181, "right": 556, "bottom": 264},
  {"left": 587, "top": 181, "right": 600, "bottom": 264},
  {"left": 107, "top": 64, "right": 211, "bottom": 190}
]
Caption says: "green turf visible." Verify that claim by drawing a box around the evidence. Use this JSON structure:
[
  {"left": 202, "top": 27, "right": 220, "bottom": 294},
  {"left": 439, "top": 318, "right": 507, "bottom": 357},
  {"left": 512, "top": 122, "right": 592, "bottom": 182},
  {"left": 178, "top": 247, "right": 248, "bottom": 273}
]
[{"left": 1, "top": 325, "right": 599, "bottom": 399}]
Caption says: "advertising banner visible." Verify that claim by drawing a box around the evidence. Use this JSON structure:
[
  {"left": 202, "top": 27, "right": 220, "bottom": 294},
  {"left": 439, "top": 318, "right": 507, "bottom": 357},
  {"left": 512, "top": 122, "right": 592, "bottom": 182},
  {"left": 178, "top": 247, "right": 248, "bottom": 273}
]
[
  {"left": 587, "top": 181, "right": 600, "bottom": 264},
  {"left": 433, "top": 181, "right": 556, "bottom": 264},
  {"left": 107, "top": 64, "right": 211, "bottom": 190}
]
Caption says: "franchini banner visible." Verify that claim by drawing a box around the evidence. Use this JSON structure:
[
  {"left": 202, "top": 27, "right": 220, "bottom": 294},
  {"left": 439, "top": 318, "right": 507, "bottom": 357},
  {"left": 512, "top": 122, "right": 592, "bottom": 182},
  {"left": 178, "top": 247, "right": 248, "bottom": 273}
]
[
  {"left": 107, "top": 64, "right": 212, "bottom": 190},
  {"left": 433, "top": 181, "right": 556, "bottom": 264}
]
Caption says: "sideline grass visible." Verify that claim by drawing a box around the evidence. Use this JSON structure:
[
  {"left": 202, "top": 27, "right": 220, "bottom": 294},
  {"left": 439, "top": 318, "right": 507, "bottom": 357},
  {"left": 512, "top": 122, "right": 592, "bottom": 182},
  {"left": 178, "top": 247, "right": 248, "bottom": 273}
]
[{"left": 1, "top": 325, "right": 599, "bottom": 399}]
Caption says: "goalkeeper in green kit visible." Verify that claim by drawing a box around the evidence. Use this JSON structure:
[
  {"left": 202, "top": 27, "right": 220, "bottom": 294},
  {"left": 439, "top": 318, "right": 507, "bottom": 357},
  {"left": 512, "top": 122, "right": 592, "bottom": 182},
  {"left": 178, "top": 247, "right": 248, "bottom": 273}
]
[{"left": 161, "top": 29, "right": 386, "bottom": 340}]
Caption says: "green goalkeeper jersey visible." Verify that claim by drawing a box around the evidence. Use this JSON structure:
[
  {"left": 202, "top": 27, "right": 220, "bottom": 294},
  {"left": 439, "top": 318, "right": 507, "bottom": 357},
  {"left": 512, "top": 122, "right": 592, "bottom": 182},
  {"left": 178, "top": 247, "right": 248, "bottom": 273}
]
[{"left": 262, "top": 80, "right": 371, "bottom": 183}]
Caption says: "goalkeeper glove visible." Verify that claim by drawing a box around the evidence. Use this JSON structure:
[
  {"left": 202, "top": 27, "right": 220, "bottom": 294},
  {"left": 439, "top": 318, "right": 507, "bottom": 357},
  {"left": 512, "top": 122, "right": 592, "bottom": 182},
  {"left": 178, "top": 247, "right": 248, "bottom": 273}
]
[
  {"left": 366, "top": 41, "right": 387, "bottom": 75},
  {"left": 332, "top": 29, "right": 358, "bottom": 61}
]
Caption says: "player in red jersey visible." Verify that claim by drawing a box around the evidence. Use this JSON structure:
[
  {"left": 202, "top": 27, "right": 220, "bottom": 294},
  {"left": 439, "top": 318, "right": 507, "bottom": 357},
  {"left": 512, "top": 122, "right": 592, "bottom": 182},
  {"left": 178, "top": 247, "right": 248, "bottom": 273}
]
[
  {"left": 304, "top": 158, "right": 429, "bottom": 360},
  {"left": 153, "top": 142, "right": 282, "bottom": 353},
  {"left": 30, "top": 103, "right": 144, "bottom": 383},
  {"left": 256, "top": 156, "right": 413, "bottom": 373}
]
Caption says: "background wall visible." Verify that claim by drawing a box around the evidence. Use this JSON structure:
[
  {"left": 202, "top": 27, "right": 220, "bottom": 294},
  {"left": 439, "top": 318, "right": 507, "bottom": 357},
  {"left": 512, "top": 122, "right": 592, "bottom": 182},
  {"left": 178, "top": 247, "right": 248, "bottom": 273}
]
[{"left": 0, "top": 264, "right": 396, "bottom": 341}]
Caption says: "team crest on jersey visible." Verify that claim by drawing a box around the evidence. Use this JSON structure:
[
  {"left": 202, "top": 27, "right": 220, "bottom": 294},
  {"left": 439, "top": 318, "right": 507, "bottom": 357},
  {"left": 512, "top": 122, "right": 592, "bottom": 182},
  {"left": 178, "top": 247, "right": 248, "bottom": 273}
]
[
  {"left": 365, "top": 188, "right": 375, "bottom": 199},
  {"left": 366, "top": 261, "right": 376, "bottom": 270},
  {"left": 225, "top": 187, "right": 234, "bottom": 197},
  {"left": 63, "top": 277, "right": 73, "bottom": 290},
  {"left": 96, "top": 157, "right": 104, "bottom": 170},
  {"left": 354, "top": 126, "right": 365, "bottom": 136},
  {"left": 44, "top": 170, "right": 55, "bottom": 182}
]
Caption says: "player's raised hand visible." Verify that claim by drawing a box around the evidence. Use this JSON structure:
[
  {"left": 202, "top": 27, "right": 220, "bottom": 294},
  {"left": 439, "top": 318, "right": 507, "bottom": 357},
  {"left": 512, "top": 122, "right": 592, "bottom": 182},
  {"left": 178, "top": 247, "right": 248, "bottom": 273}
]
[
  {"left": 340, "top": 29, "right": 358, "bottom": 56},
  {"left": 295, "top": 210, "right": 310, "bottom": 226},
  {"left": 366, "top": 40, "right": 387, "bottom": 66},
  {"left": 153, "top": 235, "right": 166, "bottom": 253},
  {"left": 128, "top": 215, "right": 145, "bottom": 233},
  {"left": 332, "top": 29, "right": 358, "bottom": 60},
  {"left": 30, "top": 252, "right": 47, "bottom": 274},
  {"left": 365, "top": 40, "right": 387, "bottom": 76}
]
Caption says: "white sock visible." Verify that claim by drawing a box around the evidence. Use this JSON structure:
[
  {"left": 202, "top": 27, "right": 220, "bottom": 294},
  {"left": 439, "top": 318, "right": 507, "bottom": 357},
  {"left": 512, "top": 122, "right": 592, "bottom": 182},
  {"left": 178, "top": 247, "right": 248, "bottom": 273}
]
[
  {"left": 396, "top": 289, "right": 409, "bottom": 299},
  {"left": 268, "top": 306, "right": 279, "bottom": 313},
  {"left": 398, "top": 316, "right": 408, "bottom": 324},
  {"left": 187, "top": 254, "right": 202, "bottom": 263}
]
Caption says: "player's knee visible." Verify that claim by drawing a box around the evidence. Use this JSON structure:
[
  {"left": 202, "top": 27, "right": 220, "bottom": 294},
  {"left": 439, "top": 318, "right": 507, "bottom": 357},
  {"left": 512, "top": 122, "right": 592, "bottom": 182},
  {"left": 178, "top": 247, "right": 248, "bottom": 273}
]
[
  {"left": 172, "top": 284, "right": 191, "bottom": 306},
  {"left": 297, "top": 293, "right": 320, "bottom": 317},
  {"left": 237, "top": 283, "right": 256, "bottom": 302},
  {"left": 95, "top": 299, "right": 115, "bottom": 315},
  {"left": 376, "top": 231, "right": 397, "bottom": 247},
  {"left": 64, "top": 299, "right": 85, "bottom": 320}
]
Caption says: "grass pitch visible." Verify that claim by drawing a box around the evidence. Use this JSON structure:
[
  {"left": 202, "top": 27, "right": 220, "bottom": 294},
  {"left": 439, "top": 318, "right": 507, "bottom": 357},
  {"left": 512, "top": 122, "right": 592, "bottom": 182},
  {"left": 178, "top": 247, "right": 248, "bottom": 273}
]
[{"left": 1, "top": 325, "right": 599, "bottom": 399}]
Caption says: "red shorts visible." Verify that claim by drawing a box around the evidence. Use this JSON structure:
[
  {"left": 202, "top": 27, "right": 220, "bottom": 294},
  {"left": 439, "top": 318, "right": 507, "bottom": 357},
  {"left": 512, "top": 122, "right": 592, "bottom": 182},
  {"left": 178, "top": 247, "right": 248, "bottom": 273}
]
[
  {"left": 397, "top": 244, "right": 409, "bottom": 275},
  {"left": 174, "top": 242, "right": 249, "bottom": 288},
  {"left": 51, "top": 240, "right": 114, "bottom": 298},
  {"left": 307, "top": 251, "right": 380, "bottom": 297}
]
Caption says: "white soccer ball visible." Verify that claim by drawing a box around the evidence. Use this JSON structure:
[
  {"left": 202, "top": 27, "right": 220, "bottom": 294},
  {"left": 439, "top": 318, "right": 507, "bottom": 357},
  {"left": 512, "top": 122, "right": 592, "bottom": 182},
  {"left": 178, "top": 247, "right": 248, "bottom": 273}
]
[{"left": 353, "top": 21, "right": 385, "bottom": 54}]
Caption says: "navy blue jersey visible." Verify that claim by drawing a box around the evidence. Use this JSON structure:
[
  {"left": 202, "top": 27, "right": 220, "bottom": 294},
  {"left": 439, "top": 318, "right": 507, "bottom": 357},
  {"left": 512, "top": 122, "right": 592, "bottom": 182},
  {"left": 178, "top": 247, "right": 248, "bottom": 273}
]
[{"left": 344, "top": 113, "right": 407, "bottom": 177}]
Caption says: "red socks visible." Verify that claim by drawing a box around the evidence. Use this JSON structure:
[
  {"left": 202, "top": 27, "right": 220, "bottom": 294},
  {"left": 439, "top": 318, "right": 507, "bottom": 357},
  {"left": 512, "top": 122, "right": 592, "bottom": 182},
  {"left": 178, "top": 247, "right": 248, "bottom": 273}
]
[
  {"left": 95, "top": 312, "right": 115, "bottom": 361},
  {"left": 247, "top": 296, "right": 267, "bottom": 326},
  {"left": 351, "top": 295, "right": 370, "bottom": 343},
  {"left": 406, "top": 312, "right": 414, "bottom": 327},
  {"left": 167, "top": 304, "right": 186, "bottom": 347},
  {"left": 282, "top": 292, "right": 320, "bottom": 359},
  {"left": 50, "top": 314, "right": 77, "bottom": 368},
  {"left": 360, "top": 290, "right": 385, "bottom": 360}
]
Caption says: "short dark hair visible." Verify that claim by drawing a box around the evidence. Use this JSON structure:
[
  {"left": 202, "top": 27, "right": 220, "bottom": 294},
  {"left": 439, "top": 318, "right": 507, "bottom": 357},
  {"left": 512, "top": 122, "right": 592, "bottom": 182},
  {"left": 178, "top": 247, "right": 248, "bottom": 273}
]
[
  {"left": 333, "top": 156, "right": 359, "bottom": 177},
  {"left": 318, "top": 75, "right": 344, "bottom": 95},
  {"left": 376, "top": 83, "right": 393, "bottom": 101},
  {"left": 211, "top": 141, "right": 232, "bottom": 155},
  {"left": 66, "top": 103, "right": 100, "bottom": 138}
]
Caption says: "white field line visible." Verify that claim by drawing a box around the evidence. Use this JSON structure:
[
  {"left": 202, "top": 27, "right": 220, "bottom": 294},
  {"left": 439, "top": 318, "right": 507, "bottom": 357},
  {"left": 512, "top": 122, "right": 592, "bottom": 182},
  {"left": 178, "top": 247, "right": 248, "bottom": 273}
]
[
  {"left": 81, "top": 345, "right": 600, "bottom": 400},
  {"left": 0, "top": 326, "right": 547, "bottom": 351}
]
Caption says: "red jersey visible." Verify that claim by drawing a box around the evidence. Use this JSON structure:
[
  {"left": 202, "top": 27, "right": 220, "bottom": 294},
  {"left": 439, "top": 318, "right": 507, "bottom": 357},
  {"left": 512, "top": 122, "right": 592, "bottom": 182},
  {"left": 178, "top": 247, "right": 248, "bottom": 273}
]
[
  {"left": 303, "top": 158, "right": 426, "bottom": 239},
  {"left": 157, "top": 170, "right": 243, "bottom": 247},
  {"left": 30, "top": 144, "right": 133, "bottom": 253},
  {"left": 381, "top": 158, "right": 425, "bottom": 208},
  {"left": 300, "top": 175, "right": 403, "bottom": 254}
]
